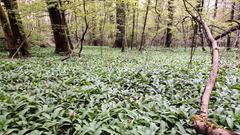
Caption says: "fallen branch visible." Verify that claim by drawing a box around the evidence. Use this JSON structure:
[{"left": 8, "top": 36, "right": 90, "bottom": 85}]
[
  {"left": 182, "top": 0, "right": 240, "bottom": 134},
  {"left": 192, "top": 115, "right": 240, "bottom": 135},
  {"left": 215, "top": 25, "right": 240, "bottom": 40}
]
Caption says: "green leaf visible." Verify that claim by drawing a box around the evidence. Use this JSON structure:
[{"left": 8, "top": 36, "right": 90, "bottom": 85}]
[
  {"left": 226, "top": 117, "right": 233, "bottom": 129},
  {"left": 18, "top": 129, "right": 30, "bottom": 135},
  {"left": 42, "top": 113, "right": 51, "bottom": 119},
  {"left": 176, "top": 122, "right": 187, "bottom": 134}
]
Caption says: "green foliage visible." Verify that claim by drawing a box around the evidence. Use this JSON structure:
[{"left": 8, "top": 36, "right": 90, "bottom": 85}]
[{"left": 0, "top": 47, "right": 239, "bottom": 134}]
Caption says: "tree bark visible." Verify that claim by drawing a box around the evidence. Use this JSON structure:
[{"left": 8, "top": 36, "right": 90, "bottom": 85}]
[
  {"left": 0, "top": 3, "right": 16, "bottom": 57},
  {"left": 213, "top": 0, "right": 218, "bottom": 19},
  {"left": 165, "top": 0, "right": 174, "bottom": 47},
  {"left": 114, "top": 1, "right": 126, "bottom": 52},
  {"left": 100, "top": 2, "right": 107, "bottom": 47},
  {"left": 199, "top": 0, "right": 206, "bottom": 51},
  {"left": 91, "top": 1, "right": 98, "bottom": 46},
  {"left": 135, "top": 4, "right": 139, "bottom": 48},
  {"left": 130, "top": 3, "right": 136, "bottom": 50},
  {"left": 154, "top": 0, "right": 161, "bottom": 47},
  {"left": 46, "top": 0, "right": 71, "bottom": 54},
  {"left": 3, "top": 0, "right": 30, "bottom": 57},
  {"left": 227, "top": 2, "right": 235, "bottom": 51},
  {"left": 200, "top": 0, "right": 206, "bottom": 51},
  {"left": 139, "top": 0, "right": 150, "bottom": 51},
  {"left": 59, "top": 0, "right": 74, "bottom": 50}
]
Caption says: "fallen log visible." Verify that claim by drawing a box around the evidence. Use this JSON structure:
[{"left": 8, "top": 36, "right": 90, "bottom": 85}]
[
  {"left": 182, "top": 0, "right": 240, "bottom": 134},
  {"left": 192, "top": 115, "right": 240, "bottom": 135}
]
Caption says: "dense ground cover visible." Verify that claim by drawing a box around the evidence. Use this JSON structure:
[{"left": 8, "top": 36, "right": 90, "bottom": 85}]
[{"left": 0, "top": 47, "right": 240, "bottom": 135}]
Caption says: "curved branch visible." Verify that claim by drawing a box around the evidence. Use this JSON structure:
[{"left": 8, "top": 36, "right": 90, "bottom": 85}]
[
  {"left": 215, "top": 25, "right": 240, "bottom": 40},
  {"left": 78, "top": 0, "right": 88, "bottom": 57},
  {"left": 182, "top": 0, "right": 240, "bottom": 134}
]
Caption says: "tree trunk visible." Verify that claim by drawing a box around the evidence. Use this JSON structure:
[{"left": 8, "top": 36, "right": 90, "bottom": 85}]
[
  {"left": 154, "top": 0, "right": 161, "bottom": 47},
  {"left": 139, "top": 0, "right": 151, "bottom": 52},
  {"left": 109, "top": 14, "right": 115, "bottom": 45},
  {"left": 78, "top": 0, "right": 88, "bottom": 57},
  {"left": 234, "top": 31, "right": 239, "bottom": 48},
  {"left": 227, "top": 2, "right": 235, "bottom": 51},
  {"left": 46, "top": 0, "right": 71, "bottom": 54},
  {"left": 0, "top": 3, "right": 16, "bottom": 57},
  {"left": 199, "top": 0, "right": 206, "bottom": 51},
  {"left": 201, "top": 0, "right": 206, "bottom": 51},
  {"left": 130, "top": 3, "right": 136, "bottom": 50},
  {"left": 135, "top": 4, "right": 139, "bottom": 48},
  {"left": 74, "top": 12, "right": 79, "bottom": 43},
  {"left": 165, "top": 0, "right": 174, "bottom": 47},
  {"left": 114, "top": 1, "right": 126, "bottom": 52},
  {"left": 100, "top": 2, "right": 107, "bottom": 47},
  {"left": 125, "top": 4, "right": 129, "bottom": 48},
  {"left": 192, "top": 0, "right": 200, "bottom": 48},
  {"left": 192, "top": 0, "right": 206, "bottom": 51},
  {"left": 59, "top": 5, "right": 74, "bottom": 50},
  {"left": 213, "top": 0, "right": 218, "bottom": 19},
  {"left": 3, "top": 0, "right": 30, "bottom": 57},
  {"left": 91, "top": 9, "right": 98, "bottom": 46}
]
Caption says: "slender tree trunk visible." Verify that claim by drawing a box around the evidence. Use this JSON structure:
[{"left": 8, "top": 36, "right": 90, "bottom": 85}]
[
  {"left": 192, "top": 0, "right": 206, "bottom": 51},
  {"left": 165, "top": 0, "right": 174, "bottom": 48},
  {"left": 192, "top": 23, "right": 198, "bottom": 48},
  {"left": 109, "top": 14, "right": 115, "bottom": 45},
  {"left": 92, "top": 14, "right": 98, "bottom": 45},
  {"left": 125, "top": 4, "right": 129, "bottom": 48},
  {"left": 199, "top": 0, "right": 206, "bottom": 51},
  {"left": 79, "top": 0, "right": 88, "bottom": 57},
  {"left": 200, "top": 31, "right": 206, "bottom": 51},
  {"left": 213, "top": 0, "right": 218, "bottom": 19},
  {"left": 3, "top": 0, "right": 30, "bottom": 57},
  {"left": 139, "top": 0, "right": 151, "bottom": 51},
  {"left": 135, "top": 4, "right": 139, "bottom": 49},
  {"left": 90, "top": 0, "right": 99, "bottom": 46},
  {"left": 100, "top": 2, "right": 107, "bottom": 46},
  {"left": 0, "top": 3, "right": 16, "bottom": 57},
  {"left": 60, "top": 9, "right": 74, "bottom": 50},
  {"left": 74, "top": 12, "right": 79, "bottom": 43},
  {"left": 154, "top": 0, "right": 161, "bottom": 47},
  {"left": 235, "top": 31, "right": 240, "bottom": 48},
  {"left": 46, "top": 0, "right": 71, "bottom": 54},
  {"left": 114, "top": 1, "right": 126, "bottom": 52},
  {"left": 227, "top": 2, "right": 235, "bottom": 51},
  {"left": 130, "top": 4, "right": 136, "bottom": 50},
  {"left": 192, "top": 0, "right": 201, "bottom": 47}
]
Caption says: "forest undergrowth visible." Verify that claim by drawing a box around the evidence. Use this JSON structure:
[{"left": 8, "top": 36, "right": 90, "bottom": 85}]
[{"left": 0, "top": 46, "right": 239, "bottom": 135}]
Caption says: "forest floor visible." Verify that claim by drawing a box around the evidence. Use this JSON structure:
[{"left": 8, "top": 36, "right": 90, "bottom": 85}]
[{"left": 0, "top": 46, "right": 240, "bottom": 135}]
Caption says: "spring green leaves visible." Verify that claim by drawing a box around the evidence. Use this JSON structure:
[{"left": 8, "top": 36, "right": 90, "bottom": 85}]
[{"left": 0, "top": 47, "right": 239, "bottom": 134}]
